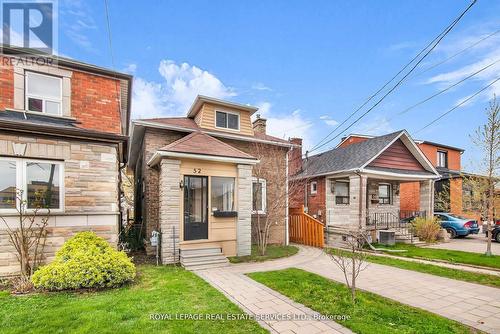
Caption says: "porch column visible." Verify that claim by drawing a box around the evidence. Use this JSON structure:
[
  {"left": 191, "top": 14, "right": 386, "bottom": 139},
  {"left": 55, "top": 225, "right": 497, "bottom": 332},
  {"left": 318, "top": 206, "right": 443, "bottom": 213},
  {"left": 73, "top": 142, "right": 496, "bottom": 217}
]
[
  {"left": 159, "top": 159, "right": 181, "bottom": 264},
  {"left": 349, "top": 174, "right": 368, "bottom": 229},
  {"left": 419, "top": 179, "right": 434, "bottom": 218},
  {"left": 237, "top": 164, "right": 252, "bottom": 256}
]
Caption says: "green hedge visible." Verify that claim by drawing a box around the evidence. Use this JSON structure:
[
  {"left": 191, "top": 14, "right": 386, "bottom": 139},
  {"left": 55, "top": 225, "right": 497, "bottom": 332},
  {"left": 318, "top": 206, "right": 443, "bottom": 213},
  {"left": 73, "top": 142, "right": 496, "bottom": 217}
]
[{"left": 32, "top": 232, "right": 136, "bottom": 290}]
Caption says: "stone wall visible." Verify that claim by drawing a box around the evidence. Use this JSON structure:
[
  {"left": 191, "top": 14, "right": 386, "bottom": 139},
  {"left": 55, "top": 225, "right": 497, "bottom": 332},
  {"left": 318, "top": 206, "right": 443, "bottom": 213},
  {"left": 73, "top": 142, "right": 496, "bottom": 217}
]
[
  {"left": 0, "top": 132, "right": 119, "bottom": 276},
  {"left": 326, "top": 175, "right": 366, "bottom": 228},
  {"left": 139, "top": 128, "right": 289, "bottom": 246},
  {"left": 237, "top": 164, "right": 252, "bottom": 256}
]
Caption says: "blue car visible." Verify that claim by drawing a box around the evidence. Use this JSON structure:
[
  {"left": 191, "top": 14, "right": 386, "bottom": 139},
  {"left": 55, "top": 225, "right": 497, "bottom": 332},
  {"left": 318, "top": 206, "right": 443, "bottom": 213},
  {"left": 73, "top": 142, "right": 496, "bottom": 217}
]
[{"left": 433, "top": 213, "right": 480, "bottom": 238}]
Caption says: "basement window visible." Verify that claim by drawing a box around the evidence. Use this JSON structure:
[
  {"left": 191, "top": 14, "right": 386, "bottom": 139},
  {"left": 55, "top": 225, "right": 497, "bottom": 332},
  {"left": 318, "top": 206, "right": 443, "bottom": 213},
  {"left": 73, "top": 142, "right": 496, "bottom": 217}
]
[
  {"left": 215, "top": 111, "right": 239, "bottom": 130},
  {"left": 25, "top": 71, "right": 62, "bottom": 116}
]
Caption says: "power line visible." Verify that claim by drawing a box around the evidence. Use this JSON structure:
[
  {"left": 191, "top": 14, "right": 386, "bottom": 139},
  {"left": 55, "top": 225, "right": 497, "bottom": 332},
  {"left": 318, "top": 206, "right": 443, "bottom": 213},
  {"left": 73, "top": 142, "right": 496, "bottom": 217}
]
[
  {"left": 413, "top": 28, "right": 500, "bottom": 77},
  {"left": 308, "top": 0, "right": 477, "bottom": 154},
  {"left": 103, "top": 0, "right": 116, "bottom": 71},
  {"left": 415, "top": 76, "right": 500, "bottom": 134},
  {"left": 361, "top": 57, "right": 500, "bottom": 134}
]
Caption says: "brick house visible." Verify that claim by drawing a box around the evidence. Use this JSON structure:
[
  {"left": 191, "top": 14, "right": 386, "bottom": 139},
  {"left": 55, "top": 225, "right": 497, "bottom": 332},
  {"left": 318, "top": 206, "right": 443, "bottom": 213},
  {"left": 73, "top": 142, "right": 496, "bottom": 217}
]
[
  {"left": 128, "top": 95, "right": 294, "bottom": 268},
  {"left": 289, "top": 130, "right": 440, "bottom": 245},
  {"left": 0, "top": 48, "right": 132, "bottom": 276},
  {"left": 338, "top": 134, "right": 466, "bottom": 215}
]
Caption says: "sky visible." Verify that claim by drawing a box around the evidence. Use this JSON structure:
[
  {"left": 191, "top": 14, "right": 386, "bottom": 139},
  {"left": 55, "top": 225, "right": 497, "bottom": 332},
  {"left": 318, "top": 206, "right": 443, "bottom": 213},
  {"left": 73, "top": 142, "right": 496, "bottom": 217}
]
[{"left": 52, "top": 0, "right": 500, "bottom": 172}]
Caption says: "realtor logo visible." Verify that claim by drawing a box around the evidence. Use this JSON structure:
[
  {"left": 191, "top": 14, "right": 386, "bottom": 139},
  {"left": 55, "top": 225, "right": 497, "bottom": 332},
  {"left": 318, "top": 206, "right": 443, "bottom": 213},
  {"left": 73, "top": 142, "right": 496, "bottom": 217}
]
[{"left": 1, "top": 0, "right": 58, "bottom": 55}]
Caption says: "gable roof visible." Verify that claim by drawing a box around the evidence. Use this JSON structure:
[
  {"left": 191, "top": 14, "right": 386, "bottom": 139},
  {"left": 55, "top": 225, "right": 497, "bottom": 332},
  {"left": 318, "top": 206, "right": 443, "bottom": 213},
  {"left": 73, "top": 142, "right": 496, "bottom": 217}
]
[
  {"left": 147, "top": 132, "right": 258, "bottom": 166},
  {"left": 186, "top": 95, "right": 259, "bottom": 118},
  {"left": 160, "top": 132, "right": 255, "bottom": 159},
  {"left": 296, "top": 130, "right": 439, "bottom": 179}
]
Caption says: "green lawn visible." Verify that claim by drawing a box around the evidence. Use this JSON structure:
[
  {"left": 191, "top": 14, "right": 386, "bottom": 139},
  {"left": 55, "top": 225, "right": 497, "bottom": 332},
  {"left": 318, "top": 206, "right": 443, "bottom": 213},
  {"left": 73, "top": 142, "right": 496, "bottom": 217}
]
[
  {"left": 359, "top": 252, "right": 500, "bottom": 288},
  {"left": 228, "top": 244, "right": 299, "bottom": 263},
  {"left": 373, "top": 243, "right": 500, "bottom": 269},
  {"left": 0, "top": 265, "right": 266, "bottom": 334},
  {"left": 249, "top": 268, "right": 480, "bottom": 334}
]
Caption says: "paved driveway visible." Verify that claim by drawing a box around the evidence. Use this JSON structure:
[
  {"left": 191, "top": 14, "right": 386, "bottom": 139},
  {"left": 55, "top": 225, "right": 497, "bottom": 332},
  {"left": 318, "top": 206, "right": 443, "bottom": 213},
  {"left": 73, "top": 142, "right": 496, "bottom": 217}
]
[
  {"left": 424, "top": 234, "right": 500, "bottom": 255},
  {"left": 196, "top": 245, "right": 500, "bottom": 334}
]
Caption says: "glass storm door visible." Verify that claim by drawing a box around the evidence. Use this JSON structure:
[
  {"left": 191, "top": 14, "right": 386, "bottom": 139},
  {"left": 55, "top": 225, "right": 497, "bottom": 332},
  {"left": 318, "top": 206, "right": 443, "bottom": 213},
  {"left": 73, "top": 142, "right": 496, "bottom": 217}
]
[{"left": 183, "top": 175, "right": 208, "bottom": 241}]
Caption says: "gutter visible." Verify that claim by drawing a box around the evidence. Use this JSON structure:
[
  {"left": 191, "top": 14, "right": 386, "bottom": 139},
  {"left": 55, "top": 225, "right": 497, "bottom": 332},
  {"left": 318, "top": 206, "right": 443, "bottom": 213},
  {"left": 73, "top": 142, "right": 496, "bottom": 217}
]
[{"left": 147, "top": 150, "right": 260, "bottom": 167}]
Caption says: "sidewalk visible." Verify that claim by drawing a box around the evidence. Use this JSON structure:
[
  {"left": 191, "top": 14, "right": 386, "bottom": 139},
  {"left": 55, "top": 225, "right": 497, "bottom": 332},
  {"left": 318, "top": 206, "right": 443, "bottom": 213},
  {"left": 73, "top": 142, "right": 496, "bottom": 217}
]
[{"left": 196, "top": 245, "right": 500, "bottom": 334}]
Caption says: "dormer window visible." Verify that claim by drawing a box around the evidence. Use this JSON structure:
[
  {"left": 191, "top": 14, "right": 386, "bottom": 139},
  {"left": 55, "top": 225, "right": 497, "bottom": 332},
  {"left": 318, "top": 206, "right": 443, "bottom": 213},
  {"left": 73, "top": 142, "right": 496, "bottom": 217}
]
[
  {"left": 437, "top": 150, "right": 448, "bottom": 168},
  {"left": 25, "top": 71, "right": 62, "bottom": 116},
  {"left": 215, "top": 111, "right": 239, "bottom": 130}
]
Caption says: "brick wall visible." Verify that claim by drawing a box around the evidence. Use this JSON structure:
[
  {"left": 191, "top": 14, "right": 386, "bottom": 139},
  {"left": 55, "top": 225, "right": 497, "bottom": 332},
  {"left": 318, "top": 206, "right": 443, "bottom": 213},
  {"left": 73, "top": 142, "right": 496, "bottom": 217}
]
[
  {"left": 418, "top": 143, "right": 461, "bottom": 171},
  {"left": 400, "top": 182, "right": 420, "bottom": 211},
  {"left": 71, "top": 71, "right": 122, "bottom": 134},
  {"left": 305, "top": 177, "right": 326, "bottom": 222},
  {"left": 0, "top": 57, "right": 13, "bottom": 110}
]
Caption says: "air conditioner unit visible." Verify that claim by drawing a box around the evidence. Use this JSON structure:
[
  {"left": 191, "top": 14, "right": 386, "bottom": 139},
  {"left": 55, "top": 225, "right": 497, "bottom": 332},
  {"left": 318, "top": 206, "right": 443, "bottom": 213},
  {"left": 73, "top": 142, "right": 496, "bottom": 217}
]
[{"left": 379, "top": 231, "right": 395, "bottom": 246}]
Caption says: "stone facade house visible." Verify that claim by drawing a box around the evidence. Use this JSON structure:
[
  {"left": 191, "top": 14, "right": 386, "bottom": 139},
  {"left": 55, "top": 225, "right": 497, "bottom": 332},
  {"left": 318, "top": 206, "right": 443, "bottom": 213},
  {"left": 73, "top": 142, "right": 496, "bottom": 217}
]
[
  {"left": 128, "top": 95, "right": 294, "bottom": 267},
  {"left": 0, "top": 48, "right": 132, "bottom": 276},
  {"left": 289, "top": 130, "right": 440, "bottom": 245}
]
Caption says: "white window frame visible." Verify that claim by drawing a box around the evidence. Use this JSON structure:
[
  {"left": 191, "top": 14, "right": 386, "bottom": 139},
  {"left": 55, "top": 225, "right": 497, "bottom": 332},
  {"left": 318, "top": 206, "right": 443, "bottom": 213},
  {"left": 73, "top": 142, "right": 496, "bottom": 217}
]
[
  {"left": 0, "top": 157, "right": 65, "bottom": 213},
  {"left": 437, "top": 150, "right": 448, "bottom": 168},
  {"left": 334, "top": 180, "right": 350, "bottom": 205},
  {"left": 214, "top": 110, "right": 240, "bottom": 131},
  {"left": 252, "top": 177, "right": 267, "bottom": 214},
  {"left": 25, "top": 71, "right": 63, "bottom": 116},
  {"left": 310, "top": 181, "right": 317, "bottom": 195},
  {"left": 378, "top": 183, "right": 392, "bottom": 205}
]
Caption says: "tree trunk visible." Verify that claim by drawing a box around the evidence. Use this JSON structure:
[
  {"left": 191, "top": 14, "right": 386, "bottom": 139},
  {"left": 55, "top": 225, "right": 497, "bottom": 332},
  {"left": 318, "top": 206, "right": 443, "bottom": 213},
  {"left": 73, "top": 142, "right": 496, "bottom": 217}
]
[{"left": 351, "top": 256, "right": 356, "bottom": 303}]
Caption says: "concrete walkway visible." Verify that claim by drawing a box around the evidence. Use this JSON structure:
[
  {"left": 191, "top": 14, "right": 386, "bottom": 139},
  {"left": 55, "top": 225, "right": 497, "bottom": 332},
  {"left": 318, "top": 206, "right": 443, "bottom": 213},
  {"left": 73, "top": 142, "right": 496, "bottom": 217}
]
[
  {"left": 196, "top": 245, "right": 500, "bottom": 334},
  {"left": 423, "top": 234, "right": 500, "bottom": 255}
]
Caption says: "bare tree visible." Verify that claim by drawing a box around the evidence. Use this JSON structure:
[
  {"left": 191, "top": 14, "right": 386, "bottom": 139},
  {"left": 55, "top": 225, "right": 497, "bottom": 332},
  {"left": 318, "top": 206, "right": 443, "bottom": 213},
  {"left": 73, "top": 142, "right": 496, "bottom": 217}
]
[
  {"left": 251, "top": 142, "right": 300, "bottom": 256},
  {"left": 471, "top": 97, "right": 500, "bottom": 256},
  {"left": 0, "top": 189, "right": 50, "bottom": 290},
  {"left": 326, "top": 230, "right": 368, "bottom": 303}
]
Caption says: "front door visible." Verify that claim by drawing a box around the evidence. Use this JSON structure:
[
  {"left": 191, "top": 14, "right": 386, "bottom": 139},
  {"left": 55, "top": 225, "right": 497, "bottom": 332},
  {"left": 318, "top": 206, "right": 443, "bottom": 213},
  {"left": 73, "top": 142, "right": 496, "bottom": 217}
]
[{"left": 183, "top": 175, "right": 208, "bottom": 241}]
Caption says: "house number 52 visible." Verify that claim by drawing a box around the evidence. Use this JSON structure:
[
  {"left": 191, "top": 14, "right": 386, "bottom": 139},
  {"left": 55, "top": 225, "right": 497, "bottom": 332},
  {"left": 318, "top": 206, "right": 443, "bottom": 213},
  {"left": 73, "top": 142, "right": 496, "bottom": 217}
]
[{"left": 193, "top": 168, "right": 201, "bottom": 174}]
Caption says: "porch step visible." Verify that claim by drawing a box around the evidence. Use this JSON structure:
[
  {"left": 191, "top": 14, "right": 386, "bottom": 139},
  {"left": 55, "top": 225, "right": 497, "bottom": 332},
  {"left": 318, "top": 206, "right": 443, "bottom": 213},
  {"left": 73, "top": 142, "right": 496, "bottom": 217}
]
[{"left": 180, "top": 247, "right": 229, "bottom": 271}]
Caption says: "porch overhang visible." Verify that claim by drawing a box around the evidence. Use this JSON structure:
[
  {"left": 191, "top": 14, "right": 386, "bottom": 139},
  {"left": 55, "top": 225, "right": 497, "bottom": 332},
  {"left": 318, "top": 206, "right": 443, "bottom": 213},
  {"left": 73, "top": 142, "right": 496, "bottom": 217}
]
[{"left": 147, "top": 150, "right": 260, "bottom": 167}]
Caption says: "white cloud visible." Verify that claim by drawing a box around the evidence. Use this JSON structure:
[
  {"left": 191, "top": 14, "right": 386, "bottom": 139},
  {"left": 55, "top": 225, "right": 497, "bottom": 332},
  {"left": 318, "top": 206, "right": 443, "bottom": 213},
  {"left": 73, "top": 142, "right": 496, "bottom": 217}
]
[
  {"left": 60, "top": 0, "right": 97, "bottom": 52},
  {"left": 122, "top": 63, "right": 137, "bottom": 74},
  {"left": 252, "top": 82, "right": 272, "bottom": 91},
  {"left": 319, "top": 115, "right": 338, "bottom": 127},
  {"left": 352, "top": 116, "right": 394, "bottom": 136},
  {"left": 132, "top": 59, "right": 235, "bottom": 119},
  {"left": 254, "top": 102, "right": 313, "bottom": 149},
  {"left": 386, "top": 41, "right": 417, "bottom": 52},
  {"left": 424, "top": 25, "right": 500, "bottom": 106}
]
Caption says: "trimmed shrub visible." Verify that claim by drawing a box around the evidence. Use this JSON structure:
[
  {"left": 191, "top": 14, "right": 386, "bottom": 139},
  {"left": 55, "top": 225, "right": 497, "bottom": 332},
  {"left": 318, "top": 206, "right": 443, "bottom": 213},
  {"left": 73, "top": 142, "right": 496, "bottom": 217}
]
[
  {"left": 413, "top": 217, "right": 441, "bottom": 243},
  {"left": 32, "top": 232, "right": 136, "bottom": 290}
]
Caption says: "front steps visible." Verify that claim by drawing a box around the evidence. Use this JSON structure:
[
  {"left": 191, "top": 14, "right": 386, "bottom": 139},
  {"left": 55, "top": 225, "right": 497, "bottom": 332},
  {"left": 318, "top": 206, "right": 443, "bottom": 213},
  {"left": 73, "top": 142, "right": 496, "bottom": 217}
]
[{"left": 180, "top": 247, "right": 229, "bottom": 271}]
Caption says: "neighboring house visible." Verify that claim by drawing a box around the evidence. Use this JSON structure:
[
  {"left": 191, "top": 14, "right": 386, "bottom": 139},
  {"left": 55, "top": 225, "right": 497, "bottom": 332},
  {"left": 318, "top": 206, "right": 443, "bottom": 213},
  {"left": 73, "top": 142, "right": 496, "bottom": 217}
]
[
  {"left": 289, "top": 130, "right": 440, "bottom": 245},
  {"left": 339, "top": 134, "right": 466, "bottom": 215},
  {"left": 0, "top": 47, "right": 132, "bottom": 276},
  {"left": 128, "top": 95, "right": 294, "bottom": 266}
]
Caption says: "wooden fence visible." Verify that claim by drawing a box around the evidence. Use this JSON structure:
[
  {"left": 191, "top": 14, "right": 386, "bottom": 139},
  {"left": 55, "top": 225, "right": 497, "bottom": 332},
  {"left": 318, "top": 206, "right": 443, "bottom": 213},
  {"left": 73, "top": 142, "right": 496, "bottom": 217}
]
[{"left": 289, "top": 206, "right": 324, "bottom": 248}]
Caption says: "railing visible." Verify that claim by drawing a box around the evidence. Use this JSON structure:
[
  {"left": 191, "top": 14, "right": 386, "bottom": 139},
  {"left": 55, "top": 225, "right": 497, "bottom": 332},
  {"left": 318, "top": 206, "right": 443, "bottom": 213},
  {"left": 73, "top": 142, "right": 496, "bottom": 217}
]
[
  {"left": 289, "top": 206, "right": 324, "bottom": 248},
  {"left": 366, "top": 210, "right": 426, "bottom": 230}
]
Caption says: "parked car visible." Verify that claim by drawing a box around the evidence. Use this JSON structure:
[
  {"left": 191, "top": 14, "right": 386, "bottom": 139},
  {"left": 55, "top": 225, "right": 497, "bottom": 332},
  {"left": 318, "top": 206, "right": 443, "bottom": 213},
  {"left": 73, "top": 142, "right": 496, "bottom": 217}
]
[
  {"left": 485, "top": 224, "right": 500, "bottom": 243},
  {"left": 433, "top": 213, "right": 480, "bottom": 238}
]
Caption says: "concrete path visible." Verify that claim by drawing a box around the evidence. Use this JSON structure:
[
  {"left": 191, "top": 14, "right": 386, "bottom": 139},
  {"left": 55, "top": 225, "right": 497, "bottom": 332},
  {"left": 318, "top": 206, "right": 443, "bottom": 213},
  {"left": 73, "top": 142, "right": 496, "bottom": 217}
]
[
  {"left": 424, "top": 234, "right": 500, "bottom": 255},
  {"left": 197, "top": 247, "right": 352, "bottom": 334},
  {"left": 196, "top": 245, "right": 500, "bottom": 334}
]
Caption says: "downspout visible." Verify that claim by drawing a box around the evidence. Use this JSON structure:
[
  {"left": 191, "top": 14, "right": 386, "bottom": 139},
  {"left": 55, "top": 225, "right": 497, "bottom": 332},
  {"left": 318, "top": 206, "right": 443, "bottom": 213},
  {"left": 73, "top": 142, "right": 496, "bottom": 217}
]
[{"left": 285, "top": 150, "right": 289, "bottom": 245}]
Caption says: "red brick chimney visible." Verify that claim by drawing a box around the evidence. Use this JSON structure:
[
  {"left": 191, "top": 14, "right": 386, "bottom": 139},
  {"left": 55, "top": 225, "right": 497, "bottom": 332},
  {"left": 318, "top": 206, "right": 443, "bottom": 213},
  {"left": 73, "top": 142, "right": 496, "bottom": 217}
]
[
  {"left": 252, "top": 114, "right": 267, "bottom": 134},
  {"left": 288, "top": 137, "right": 303, "bottom": 176}
]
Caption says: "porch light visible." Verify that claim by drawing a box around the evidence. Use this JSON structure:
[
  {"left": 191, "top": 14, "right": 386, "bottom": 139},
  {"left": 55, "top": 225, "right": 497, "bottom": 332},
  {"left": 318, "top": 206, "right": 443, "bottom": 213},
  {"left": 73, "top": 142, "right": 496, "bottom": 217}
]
[{"left": 179, "top": 180, "right": 184, "bottom": 188}]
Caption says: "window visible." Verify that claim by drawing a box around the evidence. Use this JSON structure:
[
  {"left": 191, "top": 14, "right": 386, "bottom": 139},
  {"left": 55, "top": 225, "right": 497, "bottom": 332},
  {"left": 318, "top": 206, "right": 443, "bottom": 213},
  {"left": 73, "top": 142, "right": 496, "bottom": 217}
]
[
  {"left": 378, "top": 183, "right": 392, "bottom": 205},
  {"left": 334, "top": 180, "right": 349, "bottom": 204},
  {"left": 0, "top": 160, "right": 17, "bottom": 209},
  {"left": 0, "top": 157, "right": 63, "bottom": 212},
  {"left": 310, "top": 181, "right": 317, "bottom": 195},
  {"left": 25, "top": 71, "right": 62, "bottom": 116},
  {"left": 252, "top": 178, "right": 266, "bottom": 214},
  {"left": 211, "top": 177, "right": 235, "bottom": 212},
  {"left": 215, "top": 111, "right": 239, "bottom": 130},
  {"left": 437, "top": 150, "right": 448, "bottom": 168}
]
